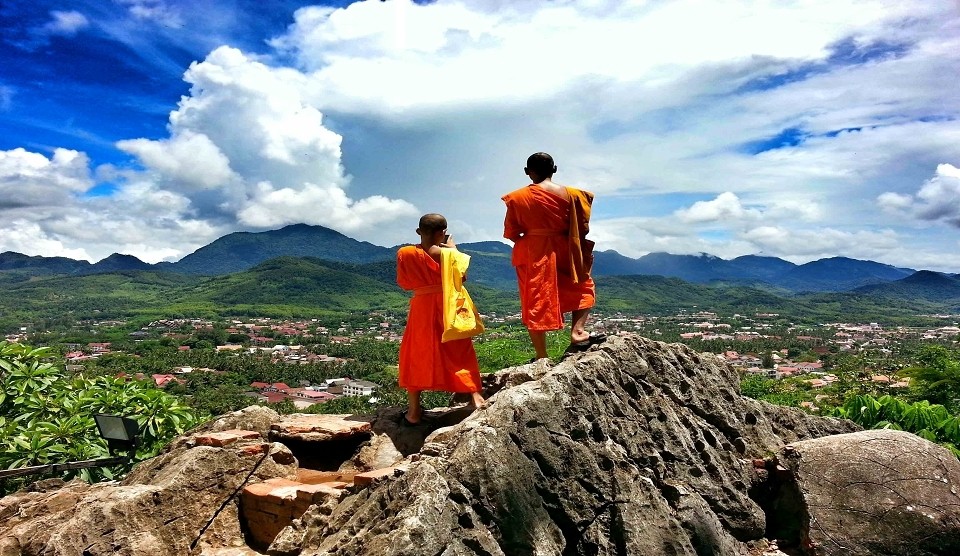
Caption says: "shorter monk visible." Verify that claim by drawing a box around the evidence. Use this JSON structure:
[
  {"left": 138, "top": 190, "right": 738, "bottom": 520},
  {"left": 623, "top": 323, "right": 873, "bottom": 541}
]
[
  {"left": 502, "top": 152, "right": 604, "bottom": 360},
  {"left": 397, "top": 213, "right": 485, "bottom": 425}
]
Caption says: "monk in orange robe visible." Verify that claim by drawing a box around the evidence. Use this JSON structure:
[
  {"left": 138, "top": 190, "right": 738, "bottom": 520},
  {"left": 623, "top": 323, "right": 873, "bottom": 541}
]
[
  {"left": 397, "top": 213, "right": 484, "bottom": 425},
  {"left": 502, "top": 152, "right": 602, "bottom": 360}
]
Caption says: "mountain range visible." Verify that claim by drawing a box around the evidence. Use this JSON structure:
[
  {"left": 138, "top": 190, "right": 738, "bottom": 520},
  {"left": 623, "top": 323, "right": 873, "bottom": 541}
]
[
  {"left": 2, "top": 227, "right": 960, "bottom": 327},
  {"left": 0, "top": 223, "right": 950, "bottom": 293}
]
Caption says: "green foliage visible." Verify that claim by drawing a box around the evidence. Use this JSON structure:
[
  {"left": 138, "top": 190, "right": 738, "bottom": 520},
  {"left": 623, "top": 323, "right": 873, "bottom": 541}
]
[
  {"left": 0, "top": 341, "right": 203, "bottom": 494},
  {"left": 901, "top": 345, "right": 960, "bottom": 412},
  {"left": 474, "top": 327, "right": 570, "bottom": 372},
  {"left": 739, "top": 374, "right": 811, "bottom": 408},
  {"left": 323, "top": 338, "right": 400, "bottom": 364},
  {"left": 739, "top": 374, "right": 774, "bottom": 399},
  {"left": 829, "top": 393, "right": 960, "bottom": 456}
]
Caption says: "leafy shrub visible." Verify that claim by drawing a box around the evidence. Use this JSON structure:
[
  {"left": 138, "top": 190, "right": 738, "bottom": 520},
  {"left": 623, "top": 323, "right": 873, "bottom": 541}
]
[
  {"left": 901, "top": 345, "right": 960, "bottom": 412},
  {"left": 830, "top": 393, "right": 960, "bottom": 458},
  {"left": 0, "top": 341, "right": 203, "bottom": 494}
]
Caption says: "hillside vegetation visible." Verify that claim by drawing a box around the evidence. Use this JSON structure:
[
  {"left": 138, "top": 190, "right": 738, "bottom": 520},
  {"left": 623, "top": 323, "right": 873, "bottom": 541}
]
[{"left": 1, "top": 255, "right": 959, "bottom": 327}]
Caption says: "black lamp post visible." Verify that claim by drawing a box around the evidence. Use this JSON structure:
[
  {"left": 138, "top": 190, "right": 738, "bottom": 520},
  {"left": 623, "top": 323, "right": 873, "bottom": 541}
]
[{"left": 0, "top": 414, "right": 140, "bottom": 480}]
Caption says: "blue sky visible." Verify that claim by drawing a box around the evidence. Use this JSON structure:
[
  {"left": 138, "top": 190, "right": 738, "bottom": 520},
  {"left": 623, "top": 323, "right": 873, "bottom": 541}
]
[{"left": 1, "top": 0, "right": 959, "bottom": 272}]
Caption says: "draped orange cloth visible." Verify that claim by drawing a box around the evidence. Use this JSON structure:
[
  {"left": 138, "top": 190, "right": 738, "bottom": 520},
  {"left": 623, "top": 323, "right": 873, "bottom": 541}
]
[
  {"left": 502, "top": 184, "right": 596, "bottom": 331},
  {"left": 397, "top": 245, "right": 482, "bottom": 393}
]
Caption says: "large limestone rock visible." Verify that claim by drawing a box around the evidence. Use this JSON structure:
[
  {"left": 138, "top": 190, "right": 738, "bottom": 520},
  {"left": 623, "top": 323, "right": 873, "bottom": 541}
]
[
  {"left": 0, "top": 407, "right": 295, "bottom": 556},
  {"left": 3, "top": 333, "right": 922, "bottom": 556},
  {"left": 771, "top": 429, "right": 960, "bottom": 556},
  {"left": 294, "top": 334, "right": 858, "bottom": 555}
]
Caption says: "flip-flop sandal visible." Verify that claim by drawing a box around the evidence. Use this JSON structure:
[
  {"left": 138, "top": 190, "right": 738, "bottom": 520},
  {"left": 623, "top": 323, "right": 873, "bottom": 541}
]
[{"left": 564, "top": 333, "right": 608, "bottom": 354}]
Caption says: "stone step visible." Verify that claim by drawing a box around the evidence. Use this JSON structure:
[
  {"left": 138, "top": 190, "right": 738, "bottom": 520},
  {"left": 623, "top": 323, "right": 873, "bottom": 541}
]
[
  {"left": 270, "top": 414, "right": 371, "bottom": 442},
  {"left": 193, "top": 429, "right": 261, "bottom": 447},
  {"left": 295, "top": 468, "right": 356, "bottom": 485},
  {"left": 240, "top": 477, "right": 346, "bottom": 548},
  {"left": 240, "top": 465, "right": 408, "bottom": 548}
]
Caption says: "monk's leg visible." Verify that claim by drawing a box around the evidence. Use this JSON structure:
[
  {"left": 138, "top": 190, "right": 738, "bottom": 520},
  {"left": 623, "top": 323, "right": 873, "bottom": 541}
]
[
  {"left": 528, "top": 329, "right": 549, "bottom": 359},
  {"left": 571, "top": 308, "right": 591, "bottom": 343},
  {"left": 405, "top": 390, "right": 422, "bottom": 423}
]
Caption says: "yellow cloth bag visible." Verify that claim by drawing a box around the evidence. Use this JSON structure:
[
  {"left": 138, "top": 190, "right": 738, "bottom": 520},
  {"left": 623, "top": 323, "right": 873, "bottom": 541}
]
[{"left": 440, "top": 248, "right": 485, "bottom": 342}]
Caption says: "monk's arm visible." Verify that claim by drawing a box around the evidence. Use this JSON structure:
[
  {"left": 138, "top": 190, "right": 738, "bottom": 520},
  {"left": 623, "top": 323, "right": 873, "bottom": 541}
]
[
  {"left": 502, "top": 200, "right": 524, "bottom": 242},
  {"left": 396, "top": 252, "right": 416, "bottom": 291}
]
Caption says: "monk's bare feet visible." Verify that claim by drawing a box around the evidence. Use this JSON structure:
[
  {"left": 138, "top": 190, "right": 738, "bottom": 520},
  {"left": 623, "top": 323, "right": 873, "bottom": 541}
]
[
  {"left": 469, "top": 392, "right": 487, "bottom": 409},
  {"left": 402, "top": 407, "right": 422, "bottom": 426}
]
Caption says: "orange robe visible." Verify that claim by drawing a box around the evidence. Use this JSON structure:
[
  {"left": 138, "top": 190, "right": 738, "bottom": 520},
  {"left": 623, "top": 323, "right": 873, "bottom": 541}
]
[
  {"left": 502, "top": 185, "right": 596, "bottom": 331},
  {"left": 397, "top": 245, "right": 482, "bottom": 393}
]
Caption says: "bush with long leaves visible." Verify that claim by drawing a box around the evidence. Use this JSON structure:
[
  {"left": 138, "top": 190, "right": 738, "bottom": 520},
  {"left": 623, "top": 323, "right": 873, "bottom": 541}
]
[
  {"left": 830, "top": 393, "right": 960, "bottom": 458},
  {"left": 0, "top": 341, "right": 202, "bottom": 493}
]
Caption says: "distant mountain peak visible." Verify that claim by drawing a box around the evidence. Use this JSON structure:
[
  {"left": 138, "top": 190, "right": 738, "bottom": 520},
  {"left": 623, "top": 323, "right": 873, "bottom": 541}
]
[{"left": 901, "top": 269, "right": 958, "bottom": 285}]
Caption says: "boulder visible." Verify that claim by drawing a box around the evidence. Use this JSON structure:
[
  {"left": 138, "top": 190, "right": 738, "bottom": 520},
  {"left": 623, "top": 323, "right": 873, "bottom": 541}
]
[
  {"left": 771, "top": 428, "right": 960, "bottom": 555},
  {"left": 0, "top": 334, "right": 883, "bottom": 555},
  {"left": 0, "top": 418, "right": 297, "bottom": 555},
  {"left": 295, "top": 334, "right": 860, "bottom": 555}
]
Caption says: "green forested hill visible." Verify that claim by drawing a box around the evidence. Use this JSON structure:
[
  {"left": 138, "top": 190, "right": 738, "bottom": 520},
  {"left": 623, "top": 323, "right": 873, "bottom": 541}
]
[
  {"left": 595, "top": 274, "right": 953, "bottom": 324},
  {"left": 0, "top": 256, "right": 957, "bottom": 327},
  {"left": 179, "top": 257, "right": 409, "bottom": 314},
  {"left": 852, "top": 270, "right": 960, "bottom": 306},
  {"left": 0, "top": 271, "right": 200, "bottom": 321},
  {"left": 595, "top": 275, "right": 803, "bottom": 315},
  {"left": 168, "top": 224, "right": 394, "bottom": 275}
]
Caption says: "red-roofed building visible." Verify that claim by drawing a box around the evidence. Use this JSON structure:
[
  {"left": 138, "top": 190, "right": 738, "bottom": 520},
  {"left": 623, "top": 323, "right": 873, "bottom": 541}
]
[
  {"left": 262, "top": 392, "right": 287, "bottom": 404},
  {"left": 152, "top": 374, "right": 178, "bottom": 388},
  {"left": 296, "top": 390, "right": 336, "bottom": 401},
  {"left": 797, "top": 362, "right": 823, "bottom": 371}
]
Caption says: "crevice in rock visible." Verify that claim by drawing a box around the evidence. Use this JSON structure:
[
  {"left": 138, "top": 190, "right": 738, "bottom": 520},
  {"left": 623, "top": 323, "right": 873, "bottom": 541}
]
[
  {"left": 748, "top": 459, "right": 808, "bottom": 552},
  {"left": 281, "top": 434, "right": 371, "bottom": 471},
  {"left": 462, "top": 536, "right": 496, "bottom": 556}
]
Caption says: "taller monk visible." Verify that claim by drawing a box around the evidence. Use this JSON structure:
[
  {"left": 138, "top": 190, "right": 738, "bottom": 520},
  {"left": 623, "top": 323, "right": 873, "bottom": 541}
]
[{"left": 502, "top": 152, "right": 604, "bottom": 360}]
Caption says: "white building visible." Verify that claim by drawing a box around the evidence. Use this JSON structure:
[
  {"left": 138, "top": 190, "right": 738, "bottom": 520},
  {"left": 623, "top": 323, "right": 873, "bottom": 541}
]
[{"left": 343, "top": 379, "right": 379, "bottom": 397}]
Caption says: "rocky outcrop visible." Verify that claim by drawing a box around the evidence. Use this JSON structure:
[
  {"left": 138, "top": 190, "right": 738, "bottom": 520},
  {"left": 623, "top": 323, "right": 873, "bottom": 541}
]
[
  {"left": 770, "top": 429, "right": 960, "bottom": 556},
  {"left": 5, "top": 333, "right": 955, "bottom": 556},
  {"left": 291, "top": 334, "right": 858, "bottom": 556},
  {"left": 0, "top": 427, "right": 298, "bottom": 555}
]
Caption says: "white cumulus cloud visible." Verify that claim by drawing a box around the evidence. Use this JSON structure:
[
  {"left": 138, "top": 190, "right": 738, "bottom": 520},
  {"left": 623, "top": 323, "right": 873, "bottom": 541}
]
[
  {"left": 43, "top": 11, "right": 89, "bottom": 36},
  {"left": 116, "top": 45, "right": 418, "bottom": 235},
  {"left": 878, "top": 163, "right": 960, "bottom": 227},
  {"left": 0, "top": 148, "right": 92, "bottom": 208},
  {"left": 118, "top": 131, "right": 236, "bottom": 191},
  {"left": 675, "top": 192, "right": 763, "bottom": 224}
]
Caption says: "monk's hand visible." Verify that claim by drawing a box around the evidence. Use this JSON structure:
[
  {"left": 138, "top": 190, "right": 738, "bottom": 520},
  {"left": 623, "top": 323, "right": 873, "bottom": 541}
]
[{"left": 442, "top": 234, "right": 456, "bottom": 248}]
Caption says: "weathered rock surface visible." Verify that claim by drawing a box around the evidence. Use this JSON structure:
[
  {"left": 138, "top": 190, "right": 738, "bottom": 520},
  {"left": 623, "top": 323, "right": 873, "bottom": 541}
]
[
  {"left": 0, "top": 410, "right": 300, "bottom": 556},
  {"left": 293, "top": 334, "right": 858, "bottom": 556},
  {"left": 6, "top": 333, "right": 953, "bottom": 556},
  {"left": 771, "top": 428, "right": 960, "bottom": 556}
]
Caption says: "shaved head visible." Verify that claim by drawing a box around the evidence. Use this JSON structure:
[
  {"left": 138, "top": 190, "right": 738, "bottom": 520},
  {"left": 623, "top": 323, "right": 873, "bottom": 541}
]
[
  {"left": 525, "top": 152, "right": 557, "bottom": 182},
  {"left": 418, "top": 213, "right": 447, "bottom": 235}
]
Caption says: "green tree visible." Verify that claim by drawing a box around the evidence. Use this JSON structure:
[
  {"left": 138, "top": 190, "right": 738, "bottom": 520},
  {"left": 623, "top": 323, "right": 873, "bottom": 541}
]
[
  {"left": 0, "top": 341, "right": 203, "bottom": 494},
  {"left": 740, "top": 374, "right": 774, "bottom": 399},
  {"left": 901, "top": 345, "right": 960, "bottom": 412}
]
